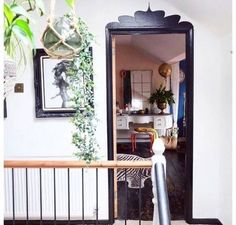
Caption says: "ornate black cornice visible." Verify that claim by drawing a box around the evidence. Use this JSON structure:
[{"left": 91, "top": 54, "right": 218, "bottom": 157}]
[{"left": 106, "top": 7, "right": 193, "bottom": 29}]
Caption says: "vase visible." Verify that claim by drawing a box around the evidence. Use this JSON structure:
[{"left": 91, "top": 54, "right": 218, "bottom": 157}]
[
  {"left": 41, "top": 15, "right": 82, "bottom": 58},
  {"left": 157, "top": 102, "right": 167, "bottom": 114}
]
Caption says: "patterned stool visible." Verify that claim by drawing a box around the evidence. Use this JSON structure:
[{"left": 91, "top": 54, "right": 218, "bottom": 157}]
[{"left": 130, "top": 131, "right": 155, "bottom": 153}]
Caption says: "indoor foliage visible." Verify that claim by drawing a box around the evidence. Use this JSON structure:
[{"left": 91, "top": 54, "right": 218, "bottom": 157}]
[
  {"left": 4, "top": 0, "right": 45, "bottom": 67},
  {"left": 149, "top": 84, "right": 175, "bottom": 105},
  {"left": 67, "top": 15, "right": 99, "bottom": 163}
]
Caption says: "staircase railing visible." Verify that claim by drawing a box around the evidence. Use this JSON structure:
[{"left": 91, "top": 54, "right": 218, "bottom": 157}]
[
  {"left": 151, "top": 139, "right": 171, "bottom": 225},
  {"left": 4, "top": 139, "right": 170, "bottom": 225}
]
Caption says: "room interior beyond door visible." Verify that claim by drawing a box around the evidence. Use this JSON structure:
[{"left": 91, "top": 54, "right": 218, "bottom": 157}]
[
  {"left": 106, "top": 8, "right": 194, "bottom": 223},
  {"left": 112, "top": 33, "right": 187, "bottom": 220}
]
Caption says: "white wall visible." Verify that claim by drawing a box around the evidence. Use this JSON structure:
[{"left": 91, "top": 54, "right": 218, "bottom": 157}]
[
  {"left": 192, "top": 25, "right": 222, "bottom": 218},
  {"left": 115, "top": 44, "right": 164, "bottom": 107},
  {"left": 4, "top": 0, "right": 232, "bottom": 223},
  {"left": 218, "top": 34, "right": 232, "bottom": 225}
]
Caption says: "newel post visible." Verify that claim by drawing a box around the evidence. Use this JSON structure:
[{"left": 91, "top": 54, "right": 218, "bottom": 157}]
[{"left": 151, "top": 138, "right": 171, "bottom": 225}]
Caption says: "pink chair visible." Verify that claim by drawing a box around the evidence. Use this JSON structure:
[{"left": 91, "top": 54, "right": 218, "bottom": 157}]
[{"left": 130, "top": 131, "right": 154, "bottom": 153}]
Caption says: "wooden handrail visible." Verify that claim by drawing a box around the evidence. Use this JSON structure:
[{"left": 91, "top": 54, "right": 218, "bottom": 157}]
[{"left": 4, "top": 160, "right": 152, "bottom": 168}]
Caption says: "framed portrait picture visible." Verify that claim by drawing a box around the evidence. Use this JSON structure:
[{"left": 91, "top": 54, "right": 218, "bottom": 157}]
[{"left": 34, "top": 49, "right": 77, "bottom": 118}]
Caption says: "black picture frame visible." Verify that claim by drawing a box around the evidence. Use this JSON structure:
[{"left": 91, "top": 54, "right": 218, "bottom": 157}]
[
  {"left": 34, "top": 48, "right": 95, "bottom": 118},
  {"left": 4, "top": 98, "right": 7, "bottom": 118}
]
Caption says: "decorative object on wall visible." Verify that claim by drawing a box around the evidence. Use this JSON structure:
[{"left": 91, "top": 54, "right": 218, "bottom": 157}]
[
  {"left": 158, "top": 63, "right": 172, "bottom": 79},
  {"left": 34, "top": 48, "right": 77, "bottom": 117},
  {"left": 148, "top": 85, "right": 175, "bottom": 114},
  {"left": 41, "top": 0, "right": 82, "bottom": 59}
]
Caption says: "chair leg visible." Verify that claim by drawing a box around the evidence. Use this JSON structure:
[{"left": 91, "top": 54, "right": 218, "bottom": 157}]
[
  {"left": 149, "top": 134, "right": 152, "bottom": 152},
  {"left": 131, "top": 134, "right": 136, "bottom": 152},
  {"left": 149, "top": 134, "right": 154, "bottom": 153},
  {"left": 151, "top": 134, "right": 154, "bottom": 144},
  {"left": 131, "top": 134, "right": 134, "bottom": 152}
]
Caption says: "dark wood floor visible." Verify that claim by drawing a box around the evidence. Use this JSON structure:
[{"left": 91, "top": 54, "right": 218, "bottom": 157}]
[{"left": 117, "top": 141, "right": 186, "bottom": 220}]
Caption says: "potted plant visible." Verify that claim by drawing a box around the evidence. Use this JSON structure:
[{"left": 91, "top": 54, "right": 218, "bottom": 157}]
[
  {"left": 148, "top": 85, "right": 175, "bottom": 114},
  {"left": 4, "top": 0, "right": 45, "bottom": 63},
  {"left": 4, "top": 0, "right": 44, "bottom": 97},
  {"left": 66, "top": 15, "right": 98, "bottom": 163}
]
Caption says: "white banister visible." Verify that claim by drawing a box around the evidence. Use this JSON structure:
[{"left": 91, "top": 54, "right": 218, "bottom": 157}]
[{"left": 151, "top": 138, "right": 171, "bottom": 225}]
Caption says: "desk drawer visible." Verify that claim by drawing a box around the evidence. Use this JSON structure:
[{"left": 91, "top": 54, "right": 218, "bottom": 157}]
[
  {"left": 153, "top": 115, "right": 172, "bottom": 129},
  {"left": 154, "top": 117, "right": 165, "bottom": 129},
  {"left": 116, "top": 116, "right": 129, "bottom": 129}
]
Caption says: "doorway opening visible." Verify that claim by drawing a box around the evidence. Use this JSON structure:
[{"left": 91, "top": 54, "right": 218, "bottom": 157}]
[
  {"left": 113, "top": 33, "right": 186, "bottom": 220},
  {"left": 105, "top": 8, "right": 194, "bottom": 222}
]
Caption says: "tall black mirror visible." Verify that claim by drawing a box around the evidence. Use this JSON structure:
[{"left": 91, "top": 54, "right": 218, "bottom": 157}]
[{"left": 106, "top": 7, "right": 196, "bottom": 224}]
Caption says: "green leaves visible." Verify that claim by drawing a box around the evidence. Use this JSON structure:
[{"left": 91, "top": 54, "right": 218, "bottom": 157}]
[
  {"left": 149, "top": 84, "right": 175, "bottom": 105},
  {"left": 4, "top": 3, "right": 14, "bottom": 25},
  {"left": 10, "top": 4, "right": 32, "bottom": 21},
  {"left": 4, "top": 0, "right": 44, "bottom": 69},
  {"left": 13, "top": 19, "right": 34, "bottom": 43},
  {"left": 4, "top": 6, "right": 34, "bottom": 58},
  {"left": 68, "top": 16, "right": 98, "bottom": 163},
  {"left": 65, "top": 0, "right": 75, "bottom": 8},
  {"left": 33, "top": 0, "right": 45, "bottom": 16}
]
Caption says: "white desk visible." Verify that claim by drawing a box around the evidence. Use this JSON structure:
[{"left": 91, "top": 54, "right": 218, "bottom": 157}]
[{"left": 116, "top": 114, "right": 172, "bottom": 132}]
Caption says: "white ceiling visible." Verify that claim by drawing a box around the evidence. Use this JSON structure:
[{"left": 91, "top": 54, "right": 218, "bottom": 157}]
[
  {"left": 165, "top": 0, "right": 232, "bottom": 35},
  {"left": 115, "top": 34, "right": 186, "bottom": 64},
  {"left": 114, "top": 0, "right": 233, "bottom": 63}
]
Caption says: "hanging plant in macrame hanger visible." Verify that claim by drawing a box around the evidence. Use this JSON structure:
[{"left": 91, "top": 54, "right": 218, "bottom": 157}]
[{"left": 41, "top": 0, "right": 82, "bottom": 59}]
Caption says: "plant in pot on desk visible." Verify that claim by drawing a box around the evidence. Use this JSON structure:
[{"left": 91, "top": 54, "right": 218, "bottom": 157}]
[{"left": 148, "top": 85, "right": 175, "bottom": 114}]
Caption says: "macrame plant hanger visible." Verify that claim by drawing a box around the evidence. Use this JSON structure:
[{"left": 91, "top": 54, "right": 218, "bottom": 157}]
[{"left": 41, "top": 0, "right": 82, "bottom": 59}]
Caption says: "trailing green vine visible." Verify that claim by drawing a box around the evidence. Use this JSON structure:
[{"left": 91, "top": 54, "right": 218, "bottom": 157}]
[{"left": 66, "top": 15, "right": 99, "bottom": 163}]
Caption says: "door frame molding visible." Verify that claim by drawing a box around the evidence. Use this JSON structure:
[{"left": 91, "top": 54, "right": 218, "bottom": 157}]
[{"left": 105, "top": 8, "right": 221, "bottom": 225}]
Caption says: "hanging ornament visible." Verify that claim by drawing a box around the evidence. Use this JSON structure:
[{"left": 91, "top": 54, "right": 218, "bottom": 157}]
[
  {"left": 41, "top": 0, "right": 82, "bottom": 59},
  {"left": 158, "top": 63, "right": 172, "bottom": 79}
]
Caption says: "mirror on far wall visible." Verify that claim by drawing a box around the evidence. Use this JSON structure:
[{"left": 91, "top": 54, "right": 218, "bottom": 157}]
[{"left": 118, "top": 69, "right": 152, "bottom": 111}]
